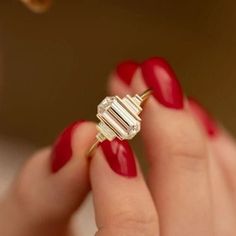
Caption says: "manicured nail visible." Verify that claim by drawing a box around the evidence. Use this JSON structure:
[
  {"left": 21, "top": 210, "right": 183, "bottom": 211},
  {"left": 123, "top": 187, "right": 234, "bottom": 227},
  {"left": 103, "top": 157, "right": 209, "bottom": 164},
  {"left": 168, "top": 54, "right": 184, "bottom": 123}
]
[
  {"left": 51, "top": 120, "right": 85, "bottom": 173},
  {"left": 100, "top": 138, "right": 137, "bottom": 177},
  {"left": 141, "top": 57, "right": 184, "bottom": 109},
  {"left": 116, "top": 60, "right": 139, "bottom": 85},
  {"left": 188, "top": 98, "right": 218, "bottom": 138}
]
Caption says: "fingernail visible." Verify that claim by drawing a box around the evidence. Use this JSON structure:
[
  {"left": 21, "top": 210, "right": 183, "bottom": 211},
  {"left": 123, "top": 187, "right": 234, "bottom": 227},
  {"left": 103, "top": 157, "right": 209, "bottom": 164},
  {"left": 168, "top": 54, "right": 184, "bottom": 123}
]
[
  {"left": 116, "top": 60, "right": 139, "bottom": 85},
  {"left": 100, "top": 138, "right": 137, "bottom": 177},
  {"left": 141, "top": 57, "right": 184, "bottom": 109},
  {"left": 188, "top": 98, "right": 218, "bottom": 138},
  {"left": 51, "top": 120, "right": 85, "bottom": 173}
]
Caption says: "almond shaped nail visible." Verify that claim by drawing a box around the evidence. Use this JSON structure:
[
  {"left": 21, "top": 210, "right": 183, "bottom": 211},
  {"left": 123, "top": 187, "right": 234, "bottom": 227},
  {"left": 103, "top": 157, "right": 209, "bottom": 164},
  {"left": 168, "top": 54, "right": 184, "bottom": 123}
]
[
  {"left": 188, "top": 98, "right": 218, "bottom": 138},
  {"left": 51, "top": 120, "right": 85, "bottom": 173},
  {"left": 116, "top": 60, "right": 139, "bottom": 85},
  {"left": 141, "top": 57, "right": 184, "bottom": 109},
  {"left": 100, "top": 138, "right": 137, "bottom": 177}
]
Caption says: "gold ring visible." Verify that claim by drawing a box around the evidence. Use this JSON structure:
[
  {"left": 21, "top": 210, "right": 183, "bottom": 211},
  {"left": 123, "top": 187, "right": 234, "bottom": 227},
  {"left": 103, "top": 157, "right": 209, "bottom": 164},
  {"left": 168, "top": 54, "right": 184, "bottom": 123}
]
[{"left": 88, "top": 89, "right": 152, "bottom": 155}]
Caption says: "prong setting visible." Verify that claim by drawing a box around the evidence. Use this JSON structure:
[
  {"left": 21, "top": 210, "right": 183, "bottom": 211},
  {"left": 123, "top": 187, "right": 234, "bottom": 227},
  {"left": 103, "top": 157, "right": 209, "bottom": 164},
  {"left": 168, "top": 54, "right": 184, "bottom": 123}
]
[
  {"left": 96, "top": 94, "right": 143, "bottom": 141},
  {"left": 88, "top": 89, "right": 152, "bottom": 155}
]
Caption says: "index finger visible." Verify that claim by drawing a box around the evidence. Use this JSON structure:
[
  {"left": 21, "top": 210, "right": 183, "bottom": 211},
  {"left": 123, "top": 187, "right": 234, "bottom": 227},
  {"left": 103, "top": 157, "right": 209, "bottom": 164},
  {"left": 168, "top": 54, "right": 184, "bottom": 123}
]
[{"left": 90, "top": 139, "right": 159, "bottom": 236}]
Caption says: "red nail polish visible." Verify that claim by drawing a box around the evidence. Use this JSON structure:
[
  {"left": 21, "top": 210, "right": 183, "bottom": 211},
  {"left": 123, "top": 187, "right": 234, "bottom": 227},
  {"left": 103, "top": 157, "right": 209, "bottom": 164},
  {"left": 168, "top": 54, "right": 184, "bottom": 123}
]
[
  {"left": 141, "top": 57, "right": 184, "bottom": 109},
  {"left": 51, "top": 120, "right": 84, "bottom": 173},
  {"left": 116, "top": 60, "right": 139, "bottom": 85},
  {"left": 188, "top": 98, "right": 218, "bottom": 138},
  {"left": 100, "top": 138, "right": 137, "bottom": 177}
]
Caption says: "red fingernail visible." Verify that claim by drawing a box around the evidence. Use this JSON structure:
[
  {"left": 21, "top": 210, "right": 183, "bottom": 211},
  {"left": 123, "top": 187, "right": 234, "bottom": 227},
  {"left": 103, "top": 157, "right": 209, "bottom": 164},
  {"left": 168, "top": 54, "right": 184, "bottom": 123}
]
[
  {"left": 100, "top": 138, "right": 137, "bottom": 177},
  {"left": 141, "top": 57, "right": 184, "bottom": 109},
  {"left": 51, "top": 120, "right": 84, "bottom": 173},
  {"left": 116, "top": 60, "right": 139, "bottom": 85},
  {"left": 188, "top": 98, "right": 218, "bottom": 138}
]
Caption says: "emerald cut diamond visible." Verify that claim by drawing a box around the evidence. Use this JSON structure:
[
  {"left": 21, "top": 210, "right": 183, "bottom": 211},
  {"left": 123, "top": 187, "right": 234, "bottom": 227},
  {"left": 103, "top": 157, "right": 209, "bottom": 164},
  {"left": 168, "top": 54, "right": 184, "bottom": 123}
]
[{"left": 96, "top": 94, "right": 143, "bottom": 141}]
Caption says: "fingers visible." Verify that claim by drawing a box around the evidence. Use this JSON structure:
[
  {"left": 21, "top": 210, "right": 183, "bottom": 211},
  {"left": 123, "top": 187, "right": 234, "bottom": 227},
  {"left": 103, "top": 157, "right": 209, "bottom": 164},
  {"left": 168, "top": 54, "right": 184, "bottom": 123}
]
[
  {"left": 188, "top": 98, "right": 236, "bottom": 189},
  {"left": 49, "top": 121, "right": 96, "bottom": 211},
  {"left": 108, "top": 61, "right": 137, "bottom": 97},
  {"left": 209, "top": 130, "right": 236, "bottom": 187},
  {"left": 188, "top": 99, "right": 236, "bottom": 235},
  {"left": 109, "top": 58, "right": 213, "bottom": 235},
  {"left": 0, "top": 120, "right": 96, "bottom": 236},
  {"left": 90, "top": 139, "right": 159, "bottom": 236},
  {"left": 188, "top": 98, "right": 236, "bottom": 180}
]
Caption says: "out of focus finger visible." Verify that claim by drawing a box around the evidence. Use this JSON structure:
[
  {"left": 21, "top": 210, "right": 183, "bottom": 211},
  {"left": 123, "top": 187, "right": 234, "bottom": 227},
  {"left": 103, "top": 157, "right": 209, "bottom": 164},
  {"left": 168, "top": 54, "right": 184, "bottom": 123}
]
[{"left": 20, "top": 0, "right": 52, "bottom": 13}]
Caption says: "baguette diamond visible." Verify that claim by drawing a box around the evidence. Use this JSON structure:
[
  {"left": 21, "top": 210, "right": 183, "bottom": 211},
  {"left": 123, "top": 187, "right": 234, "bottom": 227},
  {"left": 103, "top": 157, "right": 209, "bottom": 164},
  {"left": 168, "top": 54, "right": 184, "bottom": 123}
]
[
  {"left": 88, "top": 89, "right": 151, "bottom": 155},
  {"left": 96, "top": 94, "right": 143, "bottom": 141}
]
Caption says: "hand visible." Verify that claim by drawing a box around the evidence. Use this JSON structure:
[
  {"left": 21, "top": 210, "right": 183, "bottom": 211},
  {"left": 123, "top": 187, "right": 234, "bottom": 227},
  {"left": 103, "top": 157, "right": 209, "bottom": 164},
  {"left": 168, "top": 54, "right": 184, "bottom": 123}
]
[{"left": 0, "top": 57, "right": 235, "bottom": 236}]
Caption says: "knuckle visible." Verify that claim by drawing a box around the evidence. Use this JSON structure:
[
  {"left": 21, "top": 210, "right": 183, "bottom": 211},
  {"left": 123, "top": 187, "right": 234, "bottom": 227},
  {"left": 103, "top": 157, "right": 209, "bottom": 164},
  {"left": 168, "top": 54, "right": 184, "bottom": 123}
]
[
  {"left": 154, "top": 114, "right": 209, "bottom": 171},
  {"left": 167, "top": 137, "right": 208, "bottom": 173},
  {"left": 170, "top": 133, "right": 206, "bottom": 161},
  {"left": 168, "top": 116, "right": 207, "bottom": 157},
  {"left": 96, "top": 210, "right": 158, "bottom": 236}
]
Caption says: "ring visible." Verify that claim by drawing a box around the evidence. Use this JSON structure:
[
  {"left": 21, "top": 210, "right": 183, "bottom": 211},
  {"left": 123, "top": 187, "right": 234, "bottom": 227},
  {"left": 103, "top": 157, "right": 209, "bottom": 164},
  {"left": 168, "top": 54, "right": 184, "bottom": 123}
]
[{"left": 88, "top": 89, "right": 152, "bottom": 155}]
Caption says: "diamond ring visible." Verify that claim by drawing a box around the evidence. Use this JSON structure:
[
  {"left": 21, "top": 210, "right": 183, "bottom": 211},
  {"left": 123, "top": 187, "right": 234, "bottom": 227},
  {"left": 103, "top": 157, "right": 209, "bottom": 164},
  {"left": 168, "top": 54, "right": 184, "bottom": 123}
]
[{"left": 88, "top": 89, "right": 152, "bottom": 155}]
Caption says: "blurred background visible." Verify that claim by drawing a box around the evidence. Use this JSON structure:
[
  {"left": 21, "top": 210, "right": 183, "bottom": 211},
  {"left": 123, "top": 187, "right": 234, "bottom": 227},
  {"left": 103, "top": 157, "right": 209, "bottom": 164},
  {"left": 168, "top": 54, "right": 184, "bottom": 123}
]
[
  {"left": 0, "top": 0, "right": 235, "bottom": 152},
  {"left": 0, "top": 1, "right": 235, "bottom": 234}
]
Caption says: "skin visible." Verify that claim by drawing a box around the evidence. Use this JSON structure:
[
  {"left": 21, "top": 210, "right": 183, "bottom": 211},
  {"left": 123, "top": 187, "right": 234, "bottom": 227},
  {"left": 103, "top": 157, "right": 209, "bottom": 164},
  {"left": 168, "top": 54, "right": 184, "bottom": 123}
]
[{"left": 0, "top": 68, "right": 235, "bottom": 236}]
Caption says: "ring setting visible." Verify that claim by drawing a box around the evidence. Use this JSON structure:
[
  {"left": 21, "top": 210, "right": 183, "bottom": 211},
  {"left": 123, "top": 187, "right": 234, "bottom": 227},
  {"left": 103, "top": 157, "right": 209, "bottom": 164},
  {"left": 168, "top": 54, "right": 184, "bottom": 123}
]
[{"left": 88, "top": 89, "right": 152, "bottom": 154}]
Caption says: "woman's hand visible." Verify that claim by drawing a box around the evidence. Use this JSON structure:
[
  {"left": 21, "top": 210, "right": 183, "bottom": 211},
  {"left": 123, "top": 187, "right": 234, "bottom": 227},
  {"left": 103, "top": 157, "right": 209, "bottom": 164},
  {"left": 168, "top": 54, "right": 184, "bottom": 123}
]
[{"left": 0, "top": 57, "right": 236, "bottom": 236}]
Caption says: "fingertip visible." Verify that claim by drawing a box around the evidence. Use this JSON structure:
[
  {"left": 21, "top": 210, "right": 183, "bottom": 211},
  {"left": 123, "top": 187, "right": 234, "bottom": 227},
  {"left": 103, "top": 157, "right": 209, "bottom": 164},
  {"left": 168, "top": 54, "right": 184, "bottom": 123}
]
[
  {"left": 11, "top": 121, "right": 97, "bottom": 226},
  {"left": 51, "top": 120, "right": 85, "bottom": 173},
  {"left": 90, "top": 140, "right": 159, "bottom": 235},
  {"left": 99, "top": 139, "right": 137, "bottom": 178},
  {"left": 115, "top": 60, "right": 139, "bottom": 86},
  {"left": 50, "top": 120, "right": 97, "bottom": 173},
  {"left": 107, "top": 72, "right": 131, "bottom": 97},
  {"left": 140, "top": 57, "right": 184, "bottom": 109},
  {"left": 108, "top": 60, "right": 139, "bottom": 96},
  {"left": 188, "top": 97, "right": 219, "bottom": 138}
]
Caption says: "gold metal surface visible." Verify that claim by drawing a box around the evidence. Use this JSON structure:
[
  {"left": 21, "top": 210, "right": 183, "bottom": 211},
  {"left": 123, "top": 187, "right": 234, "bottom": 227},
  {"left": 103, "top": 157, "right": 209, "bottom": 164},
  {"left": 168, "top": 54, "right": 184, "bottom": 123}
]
[{"left": 140, "top": 89, "right": 152, "bottom": 104}]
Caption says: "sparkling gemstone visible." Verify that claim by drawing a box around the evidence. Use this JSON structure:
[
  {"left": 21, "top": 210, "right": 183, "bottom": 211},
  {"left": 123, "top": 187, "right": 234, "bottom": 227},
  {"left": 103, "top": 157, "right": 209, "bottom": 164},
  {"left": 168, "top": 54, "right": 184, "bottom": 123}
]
[{"left": 96, "top": 95, "right": 142, "bottom": 141}]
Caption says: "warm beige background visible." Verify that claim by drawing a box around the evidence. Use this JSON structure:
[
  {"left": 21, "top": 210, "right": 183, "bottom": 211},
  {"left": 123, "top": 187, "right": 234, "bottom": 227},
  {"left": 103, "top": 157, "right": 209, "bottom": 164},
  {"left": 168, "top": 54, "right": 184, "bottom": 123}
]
[{"left": 0, "top": 0, "right": 235, "bottom": 147}]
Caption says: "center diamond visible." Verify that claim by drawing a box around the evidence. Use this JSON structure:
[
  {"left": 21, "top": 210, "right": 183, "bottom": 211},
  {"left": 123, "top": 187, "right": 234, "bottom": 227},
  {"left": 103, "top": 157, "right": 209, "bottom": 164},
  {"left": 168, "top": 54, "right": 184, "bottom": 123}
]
[{"left": 96, "top": 95, "right": 142, "bottom": 141}]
